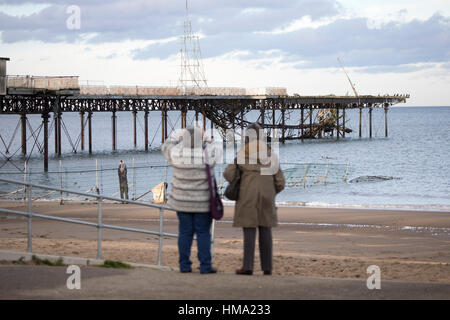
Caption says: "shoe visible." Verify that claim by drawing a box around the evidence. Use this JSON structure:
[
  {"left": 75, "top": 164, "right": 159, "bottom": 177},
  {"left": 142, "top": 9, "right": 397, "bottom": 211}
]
[
  {"left": 235, "top": 269, "right": 253, "bottom": 275},
  {"left": 263, "top": 270, "right": 272, "bottom": 275},
  {"left": 200, "top": 267, "right": 217, "bottom": 274}
]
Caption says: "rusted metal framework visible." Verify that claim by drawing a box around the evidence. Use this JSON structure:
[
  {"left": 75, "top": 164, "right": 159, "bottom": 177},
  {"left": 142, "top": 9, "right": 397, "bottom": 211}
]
[{"left": 0, "top": 93, "right": 408, "bottom": 171}]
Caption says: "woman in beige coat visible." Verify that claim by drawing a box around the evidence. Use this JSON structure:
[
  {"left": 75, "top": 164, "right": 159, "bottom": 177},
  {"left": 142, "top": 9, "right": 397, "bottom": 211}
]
[{"left": 224, "top": 123, "right": 285, "bottom": 275}]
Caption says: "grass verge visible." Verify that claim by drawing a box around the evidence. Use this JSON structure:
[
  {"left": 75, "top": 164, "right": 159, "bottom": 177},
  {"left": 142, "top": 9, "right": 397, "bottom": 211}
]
[
  {"left": 97, "top": 260, "right": 133, "bottom": 269},
  {"left": 31, "top": 255, "right": 66, "bottom": 266}
]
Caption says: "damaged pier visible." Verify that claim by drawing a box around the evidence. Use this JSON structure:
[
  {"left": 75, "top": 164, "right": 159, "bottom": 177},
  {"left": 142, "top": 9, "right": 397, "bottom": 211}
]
[{"left": 0, "top": 63, "right": 409, "bottom": 171}]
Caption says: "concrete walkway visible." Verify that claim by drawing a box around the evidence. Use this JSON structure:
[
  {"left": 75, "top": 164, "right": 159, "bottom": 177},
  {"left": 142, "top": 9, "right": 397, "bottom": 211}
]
[{"left": 1, "top": 263, "right": 449, "bottom": 300}]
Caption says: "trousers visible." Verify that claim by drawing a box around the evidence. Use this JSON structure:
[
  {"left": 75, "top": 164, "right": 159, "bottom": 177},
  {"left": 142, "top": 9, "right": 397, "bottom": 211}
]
[
  {"left": 177, "top": 211, "right": 213, "bottom": 273},
  {"left": 242, "top": 226, "right": 272, "bottom": 271},
  {"left": 120, "top": 182, "right": 128, "bottom": 200}
]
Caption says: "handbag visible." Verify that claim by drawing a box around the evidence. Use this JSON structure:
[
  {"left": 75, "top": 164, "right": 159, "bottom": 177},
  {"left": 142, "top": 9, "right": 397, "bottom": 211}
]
[
  {"left": 204, "top": 148, "right": 224, "bottom": 220},
  {"left": 224, "top": 163, "right": 241, "bottom": 201}
]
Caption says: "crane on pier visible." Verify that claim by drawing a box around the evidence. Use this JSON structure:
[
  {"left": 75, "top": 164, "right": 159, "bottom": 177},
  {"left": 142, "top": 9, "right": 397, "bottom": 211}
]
[
  {"left": 295, "top": 58, "right": 358, "bottom": 139},
  {"left": 337, "top": 57, "right": 359, "bottom": 98}
]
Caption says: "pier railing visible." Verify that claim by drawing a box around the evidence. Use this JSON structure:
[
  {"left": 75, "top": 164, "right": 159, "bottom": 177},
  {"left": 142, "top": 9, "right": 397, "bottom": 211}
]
[{"left": 0, "top": 177, "right": 217, "bottom": 267}]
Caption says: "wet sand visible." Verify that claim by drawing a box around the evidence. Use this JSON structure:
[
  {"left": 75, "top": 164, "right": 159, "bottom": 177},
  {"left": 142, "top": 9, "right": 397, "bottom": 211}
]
[{"left": 0, "top": 201, "right": 449, "bottom": 283}]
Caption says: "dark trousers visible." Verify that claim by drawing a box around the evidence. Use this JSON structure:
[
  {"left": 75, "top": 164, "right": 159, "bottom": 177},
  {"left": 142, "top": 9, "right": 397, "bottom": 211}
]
[
  {"left": 242, "top": 226, "right": 273, "bottom": 271},
  {"left": 120, "top": 182, "right": 128, "bottom": 200},
  {"left": 177, "top": 211, "right": 213, "bottom": 273}
]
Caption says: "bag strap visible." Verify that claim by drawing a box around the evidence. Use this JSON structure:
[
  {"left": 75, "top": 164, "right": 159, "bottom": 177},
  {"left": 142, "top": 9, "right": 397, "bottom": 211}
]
[{"left": 204, "top": 147, "right": 214, "bottom": 198}]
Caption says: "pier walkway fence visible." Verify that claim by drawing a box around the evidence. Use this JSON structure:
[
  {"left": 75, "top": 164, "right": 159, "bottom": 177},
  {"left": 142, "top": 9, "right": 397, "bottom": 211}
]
[{"left": 0, "top": 177, "right": 218, "bottom": 267}]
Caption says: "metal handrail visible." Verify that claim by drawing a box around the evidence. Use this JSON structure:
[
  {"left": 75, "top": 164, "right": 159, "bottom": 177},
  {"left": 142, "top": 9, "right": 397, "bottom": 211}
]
[
  {"left": 0, "top": 177, "right": 171, "bottom": 209},
  {"left": 0, "top": 208, "right": 178, "bottom": 237},
  {"left": 0, "top": 177, "right": 215, "bottom": 266}
]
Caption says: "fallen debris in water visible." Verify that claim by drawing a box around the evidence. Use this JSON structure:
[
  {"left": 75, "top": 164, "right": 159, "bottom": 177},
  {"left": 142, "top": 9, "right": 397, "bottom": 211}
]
[{"left": 349, "top": 175, "right": 401, "bottom": 183}]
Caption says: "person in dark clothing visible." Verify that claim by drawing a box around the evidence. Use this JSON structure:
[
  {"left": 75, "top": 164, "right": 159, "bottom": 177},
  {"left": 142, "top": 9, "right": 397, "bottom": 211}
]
[{"left": 118, "top": 160, "right": 128, "bottom": 201}]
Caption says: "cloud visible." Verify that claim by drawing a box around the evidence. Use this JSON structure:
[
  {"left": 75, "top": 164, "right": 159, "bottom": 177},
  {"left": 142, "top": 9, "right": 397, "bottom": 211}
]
[
  {"left": 133, "top": 13, "right": 450, "bottom": 70},
  {"left": 0, "top": 0, "right": 449, "bottom": 70},
  {"left": 0, "top": 0, "right": 341, "bottom": 42}
]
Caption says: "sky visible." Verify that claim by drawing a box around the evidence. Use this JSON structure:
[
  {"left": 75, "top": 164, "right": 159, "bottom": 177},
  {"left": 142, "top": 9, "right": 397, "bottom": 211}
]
[{"left": 0, "top": 0, "right": 449, "bottom": 106}]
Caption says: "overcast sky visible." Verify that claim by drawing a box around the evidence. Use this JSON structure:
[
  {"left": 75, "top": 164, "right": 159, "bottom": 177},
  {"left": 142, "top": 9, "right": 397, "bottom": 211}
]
[{"left": 1, "top": 0, "right": 449, "bottom": 106}]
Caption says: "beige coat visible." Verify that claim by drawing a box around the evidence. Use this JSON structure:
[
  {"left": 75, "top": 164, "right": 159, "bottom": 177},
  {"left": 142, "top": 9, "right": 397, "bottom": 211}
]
[{"left": 224, "top": 140, "right": 285, "bottom": 228}]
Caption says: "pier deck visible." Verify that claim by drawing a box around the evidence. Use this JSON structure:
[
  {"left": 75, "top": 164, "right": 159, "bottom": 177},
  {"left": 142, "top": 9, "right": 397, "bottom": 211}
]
[{"left": 0, "top": 91, "right": 409, "bottom": 171}]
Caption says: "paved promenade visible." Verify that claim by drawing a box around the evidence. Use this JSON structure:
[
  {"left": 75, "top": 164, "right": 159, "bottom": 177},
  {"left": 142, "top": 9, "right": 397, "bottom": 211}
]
[{"left": 1, "top": 264, "right": 449, "bottom": 300}]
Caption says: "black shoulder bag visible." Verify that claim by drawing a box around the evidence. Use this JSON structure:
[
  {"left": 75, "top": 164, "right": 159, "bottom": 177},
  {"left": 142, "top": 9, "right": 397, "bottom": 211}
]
[{"left": 224, "top": 163, "right": 241, "bottom": 201}]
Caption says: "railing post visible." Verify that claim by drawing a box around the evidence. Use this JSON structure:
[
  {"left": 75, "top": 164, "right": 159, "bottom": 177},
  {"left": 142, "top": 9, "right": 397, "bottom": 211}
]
[
  {"left": 97, "top": 196, "right": 102, "bottom": 260},
  {"left": 158, "top": 207, "right": 164, "bottom": 266},
  {"left": 59, "top": 160, "right": 63, "bottom": 205},
  {"left": 27, "top": 184, "right": 32, "bottom": 253},
  {"left": 23, "top": 161, "right": 27, "bottom": 202}
]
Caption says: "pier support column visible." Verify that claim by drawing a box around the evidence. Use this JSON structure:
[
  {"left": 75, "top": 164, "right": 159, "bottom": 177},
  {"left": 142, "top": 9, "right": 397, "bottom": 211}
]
[
  {"left": 112, "top": 111, "right": 117, "bottom": 151},
  {"left": 133, "top": 110, "right": 137, "bottom": 148},
  {"left": 384, "top": 104, "right": 389, "bottom": 138},
  {"left": 240, "top": 109, "right": 244, "bottom": 139},
  {"left": 272, "top": 108, "right": 276, "bottom": 140},
  {"left": 181, "top": 109, "right": 185, "bottom": 129},
  {"left": 161, "top": 106, "right": 165, "bottom": 144},
  {"left": 54, "top": 113, "right": 58, "bottom": 154},
  {"left": 232, "top": 112, "right": 236, "bottom": 145},
  {"left": 300, "top": 107, "right": 304, "bottom": 142},
  {"left": 342, "top": 107, "right": 346, "bottom": 138},
  {"left": 88, "top": 112, "right": 92, "bottom": 154},
  {"left": 211, "top": 117, "right": 214, "bottom": 140},
  {"left": 309, "top": 107, "right": 313, "bottom": 138},
  {"left": 53, "top": 96, "right": 62, "bottom": 157},
  {"left": 180, "top": 110, "right": 183, "bottom": 129},
  {"left": 80, "top": 112, "right": 85, "bottom": 151},
  {"left": 42, "top": 114, "right": 49, "bottom": 171},
  {"left": 369, "top": 107, "right": 373, "bottom": 139},
  {"left": 144, "top": 110, "right": 149, "bottom": 151},
  {"left": 195, "top": 110, "right": 199, "bottom": 126},
  {"left": 21, "top": 113, "right": 27, "bottom": 156},
  {"left": 202, "top": 110, "right": 206, "bottom": 132},
  {"left": 260, "top": 100, "right": 265, "bottom": 127},
  {"left": 336, "top": 107, "right": 340, "bottom": 140},
  {"left": 164, "top": 108, "right": 168, "bottom": 140},
  {"left": 57, "top": 112, "right": 62, "bottom": 157},
  {"left": 359, "top": 107, "right": 362, "bottom": 138},
  {"left": 281, "top": 108, "right": 285, "bottom": 144}
]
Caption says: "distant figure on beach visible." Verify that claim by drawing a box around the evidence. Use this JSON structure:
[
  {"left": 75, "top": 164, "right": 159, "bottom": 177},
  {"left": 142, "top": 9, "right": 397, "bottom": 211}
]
[
  {"left": 224, "top": 122, "right": 285, "bottom": 276},
  {"left": 118, "top": 160, "right": 128, "bottom": 201},
  {"left": 162, "top": 127, "right": 219, "bottom": 274}
]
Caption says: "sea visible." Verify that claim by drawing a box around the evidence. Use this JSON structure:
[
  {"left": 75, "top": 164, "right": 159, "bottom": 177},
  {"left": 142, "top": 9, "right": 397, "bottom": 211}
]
[{"left": 0, "top": 106, "right": 449, "bottom": 211}]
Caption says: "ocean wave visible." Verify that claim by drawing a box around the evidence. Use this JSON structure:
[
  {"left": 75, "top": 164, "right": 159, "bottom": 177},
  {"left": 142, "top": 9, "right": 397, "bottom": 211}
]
[
  {"left": 273, "top": 201, "right": 450, "bottom": 212},
  {"left": 223, "top": 199, "right": 450, "bottom": 212}
]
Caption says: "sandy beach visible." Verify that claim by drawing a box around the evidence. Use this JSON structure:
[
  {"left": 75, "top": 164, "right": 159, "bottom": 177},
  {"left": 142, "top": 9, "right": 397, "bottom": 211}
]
[{"left": 0, "top": 201, "right": 449, "bottom": 283}]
